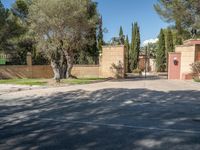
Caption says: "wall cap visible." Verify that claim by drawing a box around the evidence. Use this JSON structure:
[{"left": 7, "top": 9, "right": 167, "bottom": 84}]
[
  {"left": 168, "top": 52, "right": 181, "bottom": 54},
  {"left": 102, "top": 45, "right": 124, "bottom": 48},
  {"left": 175, "top": 45, "right": 195, "bottom": 48}
]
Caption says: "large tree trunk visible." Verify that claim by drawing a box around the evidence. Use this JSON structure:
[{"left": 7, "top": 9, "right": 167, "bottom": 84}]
[
  {"left": 60, "top": 64, "right": 67, "bottom": 79},
  {"left": 60, "top": 54, "right": 67, "bottom": 79},
  {"left": 51, "top": 60, "right": 61, "bottom": 82},
  {"left": 64, "top": 50, "right": 74, "bottom": 79}
]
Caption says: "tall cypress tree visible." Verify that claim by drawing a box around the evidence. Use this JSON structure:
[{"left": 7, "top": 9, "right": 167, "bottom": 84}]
[
  {"left": 156, "top": 29, "right": 166, "bottom": 72},
  {"left": 165, "top": 29, "right": 174, "bottom": 71},
  {"left": 125, "top": 35, "right": 130, "bottom": 72},
  {"left": 119, "top": 26, "right": 125, "bottom": 44},
  {"left": 130, "top": 22, "right": 140, "bottom": 71},
  {"left": 166, "top": 29, "right": 174, "bottom": 53},
  {"left": 97, "top": 16, "right": 104, "bottom": 54},
  {"left": 135, "top": 23, "right": 140, "bottom": 67}
]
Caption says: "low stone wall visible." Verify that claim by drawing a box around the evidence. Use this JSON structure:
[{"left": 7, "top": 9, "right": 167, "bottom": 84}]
[
  {"left": 0, "top": 45, "right": 126, "bottom": 79},
  {"left": 0, "top": 65, "right": 99, "bottom": 79},
  {"left": 71, "top": 65, "right": 100, "bottom": 78}
]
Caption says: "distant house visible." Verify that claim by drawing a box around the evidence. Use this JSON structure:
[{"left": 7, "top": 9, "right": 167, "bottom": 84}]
[{"left": 138, "top": 53, "right": 156, "bottom": 72}]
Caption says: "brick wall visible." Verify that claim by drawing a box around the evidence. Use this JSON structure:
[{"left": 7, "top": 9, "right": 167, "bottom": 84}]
[
  {"left": 0, "top": 65, "right": 99, "bottom": 79},
  {"left": 71, "top": 65, "right": 99, "bottom": 78},
  {"left": 0, "top": 46, "right": 126, "bottom": 79},
  {"left": 175, "top": 45, "right": 195, "bottom": 77}
]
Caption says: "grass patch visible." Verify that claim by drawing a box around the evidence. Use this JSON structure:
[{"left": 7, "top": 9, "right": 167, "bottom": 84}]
[
  {"left": 62, "top": 77, "right": 105, "bottom": 85},
  {"left": 194, "top": 78, "right": 200, "bottom": 82},
  {"left": 0, "top": 78, "right": 106, "bottom": 86},
  {"left": 0, "top": 79, "right": 47, "bottom": 86}
]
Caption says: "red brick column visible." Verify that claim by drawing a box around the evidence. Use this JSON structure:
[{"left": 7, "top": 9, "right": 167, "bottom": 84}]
[{"left": 168, "top": 52, "right": 181, "bottom": 80}]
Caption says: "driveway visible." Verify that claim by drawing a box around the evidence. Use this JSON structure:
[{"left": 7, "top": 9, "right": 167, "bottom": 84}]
[{"left": 0, "top": 79, "right": 200, "bottom": 150}]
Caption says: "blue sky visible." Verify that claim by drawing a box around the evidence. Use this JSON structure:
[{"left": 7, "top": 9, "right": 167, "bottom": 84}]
[
  {"left": 2, "top": 0, "right": 170, "bottom": 44},
  {"left": 95, "top": 0, "right": 169, "bottom": 43}
]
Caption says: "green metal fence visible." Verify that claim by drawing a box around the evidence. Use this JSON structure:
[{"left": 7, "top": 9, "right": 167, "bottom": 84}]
[{"left": 0, "top": 54, "right": 7, "bottom": 65}]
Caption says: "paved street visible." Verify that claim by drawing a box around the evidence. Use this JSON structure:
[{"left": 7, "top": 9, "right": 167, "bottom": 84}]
[{"left": 0, "top": 79, "right": 200, "bottom": 150}]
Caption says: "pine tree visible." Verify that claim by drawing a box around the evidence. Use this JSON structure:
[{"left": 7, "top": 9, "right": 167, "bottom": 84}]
[
  {"left": 119, "top": 26, "right": 125, "bottom": 44},
  {"left": 0, "top": 0, "right": 8, "bottom": 51},
  {"left": 154, "top": 0, "right": 195, "bottom": 40},
  {"left": 0, "top": 0, "right": 7, "bottom": 28},
  {"left": 156, "top": 29, "right": 166, "bottom": 72},
  {"left": 130, "top": 22, "right": 140, "bottom": 71}
]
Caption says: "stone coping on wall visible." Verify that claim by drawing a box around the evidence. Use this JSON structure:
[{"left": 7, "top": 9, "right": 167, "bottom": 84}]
[
  {"left": 0, "top": 65, "right": 99, "bottom": 67},
  {"left": 168, "top": 52, "right": 181, "bottom": 54},
  {"left": 175, "top": 45, "right": 195, "bottom": 48},
  {"left": 184, "top": 39, "right": 200, "bottom": 45},
  {"left": 102, "top": 45, "right": 124, "bottom": 48},
  {"left": 73, "top": 65, "right": 99, "bottom": 67}
]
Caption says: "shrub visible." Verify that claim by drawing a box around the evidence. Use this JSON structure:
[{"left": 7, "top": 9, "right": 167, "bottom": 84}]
[
  {"left": 110, "top": 61, "right": 123, "bottom": 79},
  {"left": 132, "top": 68, "right": 142, "bottom": 74},
  {"left": 191, "top": 61, "right": 200, "bottom": 80}
]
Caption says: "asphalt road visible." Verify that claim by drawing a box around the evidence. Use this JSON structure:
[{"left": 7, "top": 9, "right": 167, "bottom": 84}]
[{"left": 0, "top": 79, "right": 200, "bottom": 150}]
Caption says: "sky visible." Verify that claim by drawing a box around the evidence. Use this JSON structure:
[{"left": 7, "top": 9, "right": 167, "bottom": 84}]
[{"left": 1, "top": 0, "right": 170, "bottom": 44}]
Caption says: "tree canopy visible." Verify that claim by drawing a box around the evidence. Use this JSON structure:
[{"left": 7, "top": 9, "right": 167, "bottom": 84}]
[
  {"left": 28, "top": 0, "right": 99, "bottom": 80},
  {"left": 154, "top": 0, "right": 200, "bottom": 39}
]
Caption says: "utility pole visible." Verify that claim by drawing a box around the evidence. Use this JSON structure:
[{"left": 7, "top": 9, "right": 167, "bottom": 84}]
[{"left": 145, "top": 46, "right": 147, "bottom": 79}]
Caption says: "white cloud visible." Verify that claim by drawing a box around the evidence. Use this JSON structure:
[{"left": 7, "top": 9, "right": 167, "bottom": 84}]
[{"left": 142, "top": 38, "right": 158, "bottom": 46}]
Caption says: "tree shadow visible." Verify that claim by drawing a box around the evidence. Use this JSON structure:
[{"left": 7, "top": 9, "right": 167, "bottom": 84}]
[{"left": 0, "top": 88, "right": 200, "bottom": 150}]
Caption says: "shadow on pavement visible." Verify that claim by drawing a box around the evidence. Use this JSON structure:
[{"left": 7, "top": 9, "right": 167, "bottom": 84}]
[{"left": 0, "top": 88, "right": 200, "bottom": 150}]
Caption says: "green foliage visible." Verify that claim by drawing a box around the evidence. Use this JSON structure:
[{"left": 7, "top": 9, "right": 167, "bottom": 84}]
[
  {"left": 125, "top": 35, "right": 130, "bottom": 72},
  {"left": 130, "top": 22, "right": 140, "bottom": 71},
  {"left": 0, "top": 0, "right": 47, "bottom": 65},
  {"left": 0, "top": 78, "right": 47, "bottom": 86},
  {"left": 0, "top": 0, "right": 8, "bottom": 28},
  {"left": 165, "top": 28, "right": 183, "bottom": 46},
  {"left": 156, "top": 29, "right": 166, "bottom": 72},
  {"left": 110, "top": 62, "right": 124, "bottom": 79},
  {"left": 63, "top": 78, "right": 105, "bottom": 85},
  {"left": 154, "top": 0, "right": 200, "bottom": 40},
  {"left": 1, "top": 0, "right": 99, "bottom": 66},
  {"left": 119, "top": 26, "right": 125, "bottom": 44},
  {"left": 148, "top": 42, "right": 158, "bottom": 59},
  {"left": 12, "top": 0, "right": 30, "bottom": 20},
  {"left": 132, "top": 68, "right": 142, "bottom": 74},
  {"left": 97, "top": 16, "right": 104, "bottom": 54},
  {"left": 165, "top": 29, "right": 174, "bottom": 53},
  {"left": 75, "top": 27, "right": 99, "bottom": 65},
  {"left": 29, "top": 0, "right": 99, "bottom": 79}
]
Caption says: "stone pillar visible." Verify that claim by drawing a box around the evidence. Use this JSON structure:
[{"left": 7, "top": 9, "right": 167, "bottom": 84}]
[
  {"left": 26, "top": 52, "right": 32, "bottom": 66},
  {"left": 100, "top": 45, "right": 126, "bottom": 78}
]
